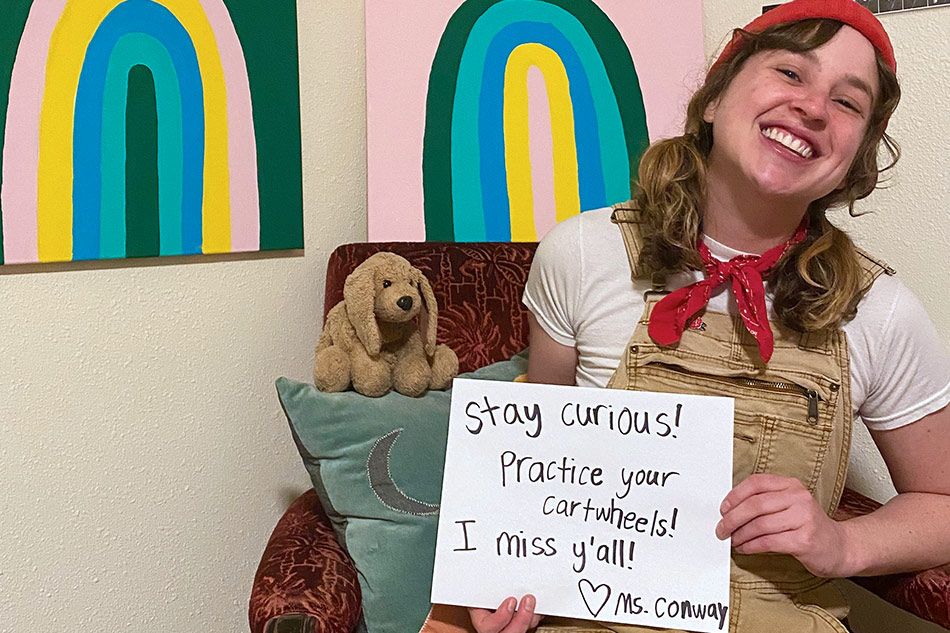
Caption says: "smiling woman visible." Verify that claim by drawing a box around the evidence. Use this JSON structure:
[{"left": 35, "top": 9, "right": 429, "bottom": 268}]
[{"left": 422, "top": 1, "right": 950, "bottom": 632}]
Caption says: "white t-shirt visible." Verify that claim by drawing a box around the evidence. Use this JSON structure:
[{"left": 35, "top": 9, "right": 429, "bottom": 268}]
[{"left": 523, "top": 207, "right": 950, "bottom": 431}]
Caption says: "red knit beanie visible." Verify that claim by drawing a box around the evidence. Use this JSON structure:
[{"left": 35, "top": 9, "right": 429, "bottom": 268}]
[{"left": 711, "top": 0, "right": 896, "bottom": 75}]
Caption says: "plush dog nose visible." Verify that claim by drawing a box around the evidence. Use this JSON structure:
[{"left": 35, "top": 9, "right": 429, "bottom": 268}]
[{"left": 397, "top": 296, "right": 413, "bottom": 311}]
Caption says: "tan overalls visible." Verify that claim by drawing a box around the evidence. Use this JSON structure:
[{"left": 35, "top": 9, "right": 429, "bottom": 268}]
[{"left": 422, "top": 204, "right": 891, "bottom": 633}]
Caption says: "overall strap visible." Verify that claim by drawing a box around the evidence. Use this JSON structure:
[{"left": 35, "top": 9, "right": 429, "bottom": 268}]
[
  {"left": 855, "top": 247, "right": 897, "bottom": 290},
  {"left": 609, "top": 203, "right": 644, "bottom": 279},
  {"left": 610, "top": 202, "right": 668, "bottom": 294}
]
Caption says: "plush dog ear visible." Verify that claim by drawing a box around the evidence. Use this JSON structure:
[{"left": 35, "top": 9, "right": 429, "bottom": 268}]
[
  {"left": 415, "top": 269, "right": 438, "bottom": 356},
  {"left": 344, "top": 261, "right": 381, "bottom": 357}
]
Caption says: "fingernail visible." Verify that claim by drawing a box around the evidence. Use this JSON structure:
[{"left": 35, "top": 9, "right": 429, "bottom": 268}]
[
  {"left": 522, "top": 595, "right": 535, "bottom": 612},
  {"left": 720, "top": 499, "right": 731, "bottom": 514},
  {"left": 506, "top": 597, "right": 516, "bottom": 612},
  {"left": 715, "top": 521, "right": 724, "bottom": 539}
]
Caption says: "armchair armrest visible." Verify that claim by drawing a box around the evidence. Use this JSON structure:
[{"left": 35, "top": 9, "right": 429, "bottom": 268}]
[
  {"left": 835, "top": 487, "right": 950, "bottom": 628},
  {"left": 249, "top": 489, "right": 362, "bottom": 633}
]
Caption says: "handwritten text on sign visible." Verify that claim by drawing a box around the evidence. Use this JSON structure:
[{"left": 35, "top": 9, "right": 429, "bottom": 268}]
[{"left": 431, "top": 379, "right": 734, "bottom": 633}]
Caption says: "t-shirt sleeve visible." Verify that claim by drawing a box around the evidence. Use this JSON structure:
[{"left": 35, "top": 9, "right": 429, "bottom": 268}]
[
  {"left": 522, "top": 216, "right": 582, "bottom": 347},
  {"left": 859, "top": 282, "right": 950, "bottom": 431}
]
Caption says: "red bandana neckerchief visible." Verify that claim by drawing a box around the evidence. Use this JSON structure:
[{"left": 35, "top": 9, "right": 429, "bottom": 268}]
[{"left": 648, "top": 219, "right": 809, "bottom": 364}]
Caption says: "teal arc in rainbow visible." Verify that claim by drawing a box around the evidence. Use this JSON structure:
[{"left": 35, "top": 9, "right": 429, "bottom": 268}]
[{"left": 422, "top": 0, "right": 649, "bottom": 243}]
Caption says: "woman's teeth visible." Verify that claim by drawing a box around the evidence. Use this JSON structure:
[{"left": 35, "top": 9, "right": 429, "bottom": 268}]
[{"left": 761, "top": 127, "right": 814, "bottom": 159}]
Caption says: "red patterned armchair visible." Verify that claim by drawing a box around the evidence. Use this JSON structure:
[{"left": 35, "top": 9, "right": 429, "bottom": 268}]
[{"left": 249, "top": 242, "right": 950, "bottom": 633}]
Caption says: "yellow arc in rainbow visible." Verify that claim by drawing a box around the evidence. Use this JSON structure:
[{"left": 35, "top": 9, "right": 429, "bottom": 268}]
[{"left": 503, "top": 43, "right": 580, "bottom": 243}]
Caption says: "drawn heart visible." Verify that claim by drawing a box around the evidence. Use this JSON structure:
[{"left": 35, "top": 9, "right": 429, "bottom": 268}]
[{"left": 578, "top": 579, "right": 611, "bottom": 617}]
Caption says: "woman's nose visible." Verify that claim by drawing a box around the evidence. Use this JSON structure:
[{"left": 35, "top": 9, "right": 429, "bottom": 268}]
[{"left": 791, "top": 90, "right": 829, "bottom": 125}]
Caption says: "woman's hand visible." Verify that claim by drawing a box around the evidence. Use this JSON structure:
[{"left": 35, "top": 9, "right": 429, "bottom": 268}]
[
  {"left": 469, "top": 595, "right": 542, "bottom": 633},
  {"left": 716, "top": 473, "right": 853, "bottom": 578}
]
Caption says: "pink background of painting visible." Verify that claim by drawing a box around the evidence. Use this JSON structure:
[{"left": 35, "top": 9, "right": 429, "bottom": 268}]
[{"left": 366, "top": 0, "right": 706, "bottom": 241}]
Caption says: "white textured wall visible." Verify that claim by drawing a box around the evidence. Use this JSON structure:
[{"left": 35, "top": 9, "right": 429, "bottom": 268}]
[
  {"left": 702, "top": 3, "right": 948, "bottom": 632},
  {"left": 0, "top": 1, "right": 365, "bottom": 631},
  {"left": 0, "top": 1, "right": 945, "bottom": 632}
]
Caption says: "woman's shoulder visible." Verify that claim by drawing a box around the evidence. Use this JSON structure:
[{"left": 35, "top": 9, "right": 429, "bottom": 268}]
[
  {"left": 528, "top": 207, "right": 637, "bottom": 309},
  {"left": 845, "top": 261, "right": 908, "bottom": 334},
  {"left": 844, "top": 261, "right": 944, "bottom": 376},
  {"left": 537, "top": 206, "right": 616, "bottom": 242},
  {"left": 534, "top": 207, "right": 625, "bottom": 261},
  {"left": 845, "top": 268, "right": 950, "bottom": 430}
]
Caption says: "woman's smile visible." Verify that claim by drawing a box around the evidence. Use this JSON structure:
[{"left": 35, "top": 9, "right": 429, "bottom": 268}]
[{"left": 759, "top": 126, "right": 817, "bottom": 160}]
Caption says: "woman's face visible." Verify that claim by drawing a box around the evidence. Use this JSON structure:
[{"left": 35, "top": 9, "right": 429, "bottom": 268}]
[{"left": 703, "top": 25, "right": 880, "bottom": 207}]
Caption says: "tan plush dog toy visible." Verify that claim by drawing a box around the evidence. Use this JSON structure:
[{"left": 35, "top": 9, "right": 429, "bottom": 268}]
[{"left": 313, "top": 252, "right": 459, "bottom": 397}]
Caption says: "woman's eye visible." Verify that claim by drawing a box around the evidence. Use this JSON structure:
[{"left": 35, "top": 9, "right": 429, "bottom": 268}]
[
  {"left": 835, "top": 99, "right": 860, "bottom": 113},
  {"left": 777, "top": 68, "right": 800, "bottom": 81},
  {"left": 382, "top": 280, "right": 392, "bottom": 288}
]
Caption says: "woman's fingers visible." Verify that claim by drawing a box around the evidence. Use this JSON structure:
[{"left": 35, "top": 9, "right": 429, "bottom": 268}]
[
  {"left": 716, "top": 490, "right": 799, "bottom": 539},
  {"left": 728, "top": 507, "right": 802, "bottom": 547},
  {"left": 469, "top": 595, "right": 539, "bottom": 633},
  {"left": 500, "top": 595, "right": 538, "bottom": 633},
  {"left": 469, "top": 597, "right": 516, "bottom": 633},
  {"left": 733, "top": 531, "right": 798, "bottom": 556},
  {"left": 720, "top": 473, "right": 796, "bottom": 515},
  {"left": 717, "top": 476, "right": 812, "bottom": 540}
]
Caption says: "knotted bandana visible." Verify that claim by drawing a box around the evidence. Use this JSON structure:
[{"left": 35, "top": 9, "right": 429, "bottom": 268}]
[{"left": 648, "top": 220, "right": 809, "bottom": 363}]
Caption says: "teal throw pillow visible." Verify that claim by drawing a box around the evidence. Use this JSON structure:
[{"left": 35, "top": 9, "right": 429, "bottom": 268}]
[{"left": 276, "top": 352, "right": 528, "bottom": 633}]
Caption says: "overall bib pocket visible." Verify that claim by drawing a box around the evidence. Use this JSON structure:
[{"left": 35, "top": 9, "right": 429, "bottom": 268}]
[{"left": 623, "top": 346, "right": 840, "bottom": 492}]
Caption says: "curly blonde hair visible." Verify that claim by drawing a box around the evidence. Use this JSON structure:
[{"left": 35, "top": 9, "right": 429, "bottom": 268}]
[{"left": 634, "top": 19, "right": 901, "bottom": 333}]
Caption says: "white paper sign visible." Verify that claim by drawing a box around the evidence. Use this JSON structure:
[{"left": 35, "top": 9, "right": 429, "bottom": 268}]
[{"left": 431, "top": 379, "right": 735, "bottom": 633}]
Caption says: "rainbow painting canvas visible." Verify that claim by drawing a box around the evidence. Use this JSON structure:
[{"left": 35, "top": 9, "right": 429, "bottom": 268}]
[
  {"left": 0, "top": 0, "right": 302, "bottom": 266},
  {"left": 367, "top": 0, "right": 705, "bottom": 242}
]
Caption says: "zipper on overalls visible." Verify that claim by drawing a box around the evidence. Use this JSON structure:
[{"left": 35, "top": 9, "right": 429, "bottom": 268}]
[{"left": 652, "top": 362, "right": 822, "bottom": 424}]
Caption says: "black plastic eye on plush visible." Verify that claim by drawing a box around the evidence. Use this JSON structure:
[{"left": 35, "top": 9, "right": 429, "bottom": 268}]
[{"left": 382, "top": 280, "right": 392, "bottom": 288}]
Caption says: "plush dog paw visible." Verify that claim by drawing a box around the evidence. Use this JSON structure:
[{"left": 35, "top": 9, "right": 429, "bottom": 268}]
[
  {"left": 428, "top": 344, "right": 459, "bottom": 391},
  {"left": 314, "top": 347, "right": 351, "bottom": 392},
  {"left": 352, "top": 357, "right": 392, "bottom": 397},
  {"left": 393, "top": 363, "right": 432, "bottom": 397}
]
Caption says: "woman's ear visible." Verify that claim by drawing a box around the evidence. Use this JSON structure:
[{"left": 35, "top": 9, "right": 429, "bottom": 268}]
[
  {"left": 344, "top": 264, "right": 381, "bottom": 356},
  {"left": 703, "top": 98, "right": 720, "bottom": 124},
  {"left": 415, "top": 270, "right": 438, "bottom": 356}
]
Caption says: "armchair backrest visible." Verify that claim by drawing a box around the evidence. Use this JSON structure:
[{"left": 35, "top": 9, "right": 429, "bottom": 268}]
[{"left": 324, "top": 242, "right": 538, "bottom": 373}]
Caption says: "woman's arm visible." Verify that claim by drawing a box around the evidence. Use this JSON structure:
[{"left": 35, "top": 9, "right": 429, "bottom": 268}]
[
  {"left": 838, "top": 404, "right": 950, "bottom": 576},
  {"left": 526, "top": 312, "right": 578, "bottom": 385}
]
